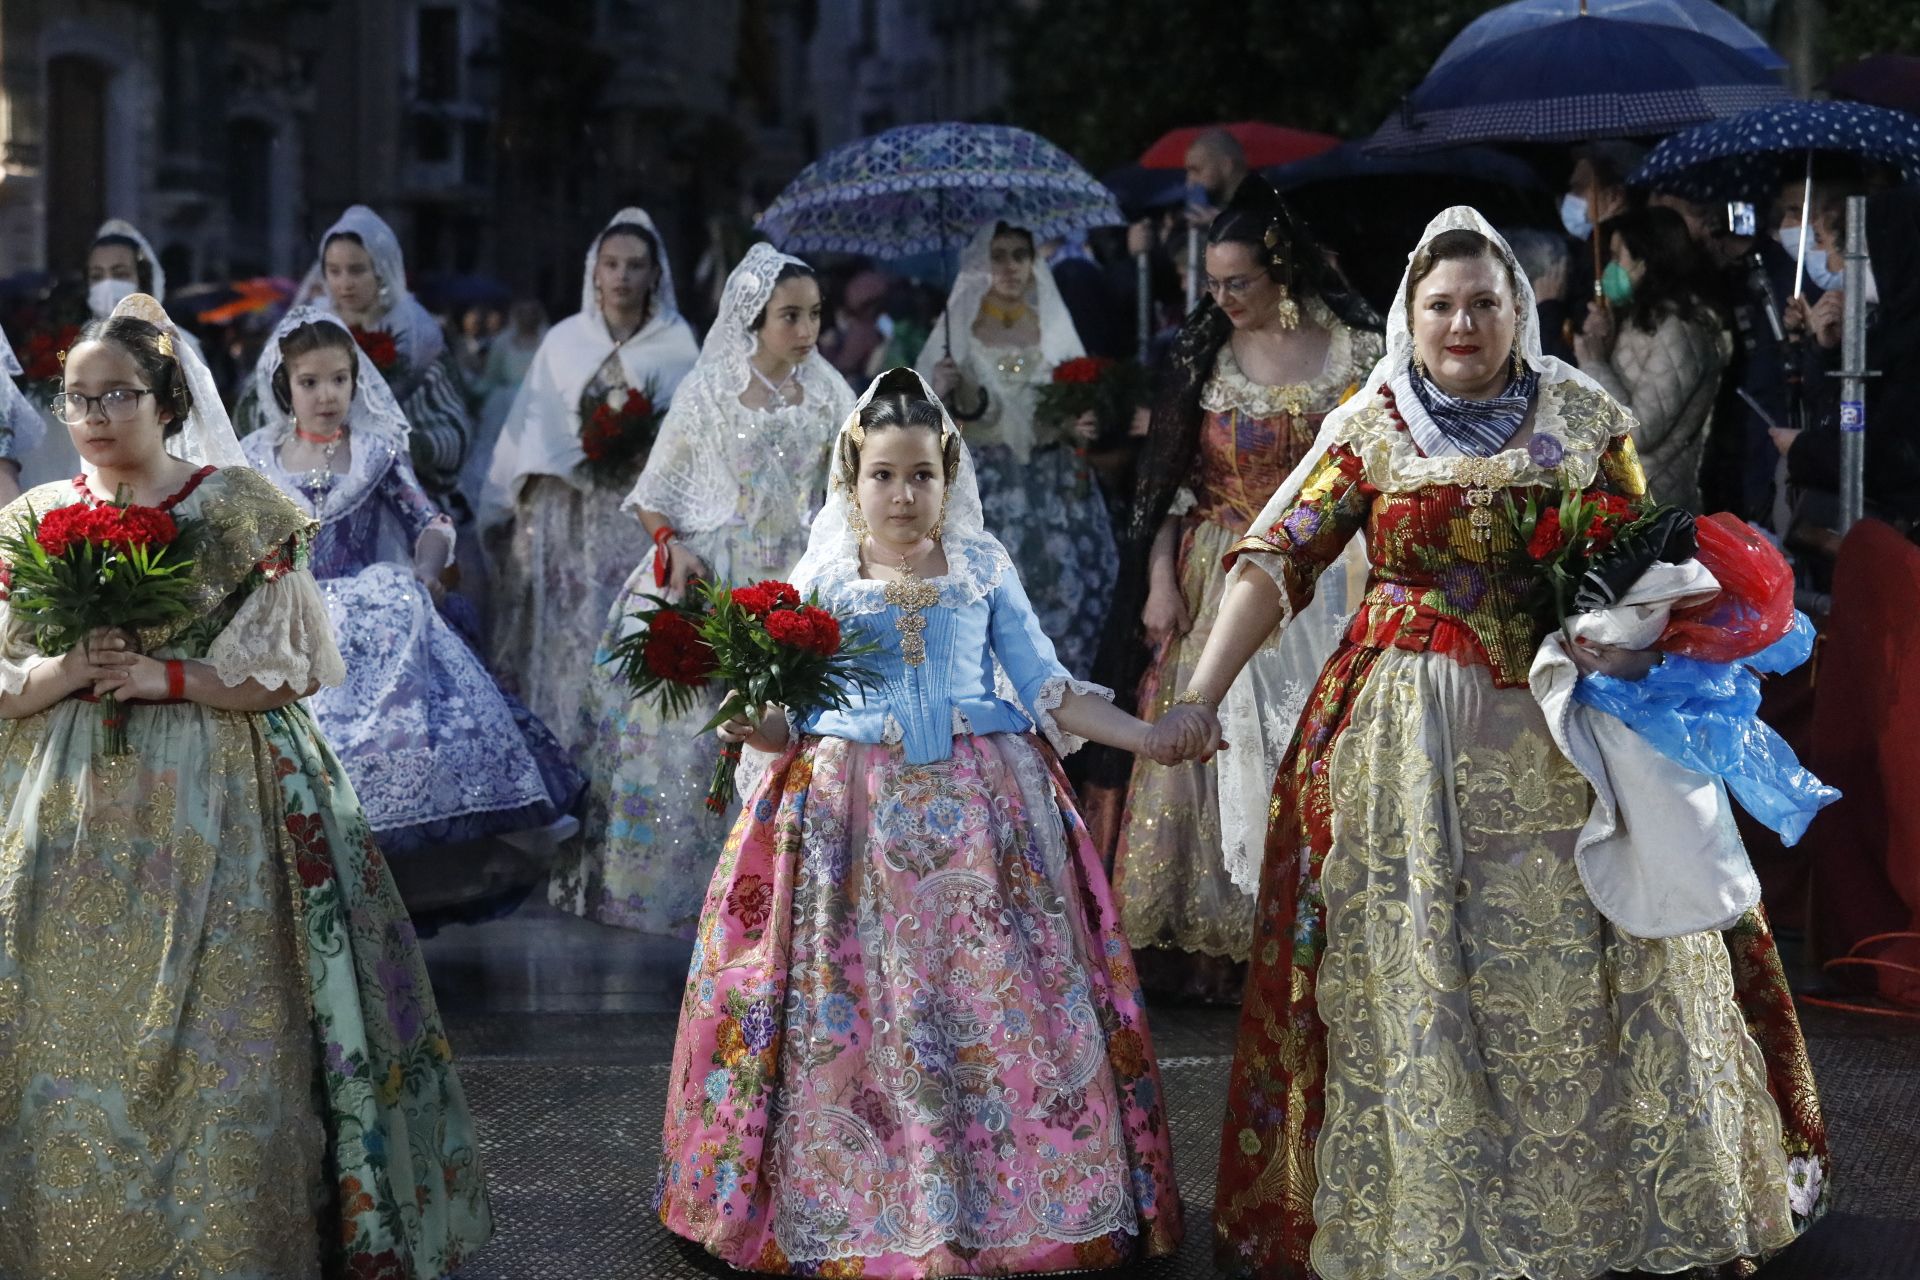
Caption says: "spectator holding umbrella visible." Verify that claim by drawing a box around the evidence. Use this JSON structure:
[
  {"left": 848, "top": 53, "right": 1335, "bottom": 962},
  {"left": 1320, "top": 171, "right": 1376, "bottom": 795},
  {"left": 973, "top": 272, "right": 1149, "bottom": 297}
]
[
  {"left": 1777, "top": 186, "right": 1920, "bottom": 532},
  {"left": 1575, "top": 206, "right": 1729, "bottom": 511}
]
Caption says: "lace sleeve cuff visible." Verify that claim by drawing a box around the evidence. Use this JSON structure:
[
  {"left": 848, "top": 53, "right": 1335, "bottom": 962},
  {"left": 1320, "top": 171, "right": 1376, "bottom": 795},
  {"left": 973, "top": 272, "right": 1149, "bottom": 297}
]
[
  {"left": 203, "top": 570, "right": 347, "bottom": 691},
  {"left": 1031, "top": 675, "right": 1114, "bottom": 757}
]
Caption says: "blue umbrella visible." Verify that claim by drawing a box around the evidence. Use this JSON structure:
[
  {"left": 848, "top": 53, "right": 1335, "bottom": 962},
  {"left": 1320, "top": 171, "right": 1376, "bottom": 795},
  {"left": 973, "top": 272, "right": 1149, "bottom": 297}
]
[
  {"left": 758, "top": 123, "right": 1123, "bottom": 260},
  {"left": 1367, "top": 16, "right": 1787, "bottom": 153},
  {"left": 1432, "top": 0, "right": 1784, "bottom": 74},
  {"left": 1630, "top": 101, "right": 1920, "bottom": 203}
]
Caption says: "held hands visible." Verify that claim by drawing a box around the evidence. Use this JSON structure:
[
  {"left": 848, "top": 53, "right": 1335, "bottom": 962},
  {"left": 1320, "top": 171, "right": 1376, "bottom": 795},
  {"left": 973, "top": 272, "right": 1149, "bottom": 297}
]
[
  {"left": 1072, "top": 411, "right": 1100, "bottom": 444},
  {"left": 717, "top": 702, "right": 790, "bottom": 754},
  {"left": 1142, "top": 701, "right": 1225, "bottom": 766},
  {"left": 930, "top": 357, "right": 961, "bottom": 400}
]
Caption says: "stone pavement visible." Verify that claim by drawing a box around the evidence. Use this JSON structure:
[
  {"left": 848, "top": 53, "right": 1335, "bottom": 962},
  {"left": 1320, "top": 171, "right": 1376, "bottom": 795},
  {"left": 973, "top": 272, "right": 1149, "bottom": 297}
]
[{"left": 424, "top": 905, "right": 1920, "bottom": 1279}]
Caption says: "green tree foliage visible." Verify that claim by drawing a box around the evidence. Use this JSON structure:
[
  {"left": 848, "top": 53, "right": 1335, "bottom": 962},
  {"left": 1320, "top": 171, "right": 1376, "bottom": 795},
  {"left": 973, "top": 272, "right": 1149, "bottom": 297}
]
[
  {"left": 1827, "top": 0, "right": 1920, "bottom": 61},
  {"left": 1002, "top": 0, "right": 1490, "bottom": 169}
]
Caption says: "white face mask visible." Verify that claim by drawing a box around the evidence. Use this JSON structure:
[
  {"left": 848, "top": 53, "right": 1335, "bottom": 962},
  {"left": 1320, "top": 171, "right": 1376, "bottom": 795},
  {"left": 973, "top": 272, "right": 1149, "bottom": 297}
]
[
  {"left": 1778, "top": 226, "right": 1845, "bottom": 292},
  {"left": 1560, "top": 192, "right": 1592, "bottom": 241},
  {"left": 88, "top": 277, "right": 137, "bottom": 319}
]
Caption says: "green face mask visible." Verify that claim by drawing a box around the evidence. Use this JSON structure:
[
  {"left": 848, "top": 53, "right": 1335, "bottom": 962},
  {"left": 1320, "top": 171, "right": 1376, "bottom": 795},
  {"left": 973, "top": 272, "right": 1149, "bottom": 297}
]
[{"left": 1601, "top": 261, "right": 1636, "bottom": 307}]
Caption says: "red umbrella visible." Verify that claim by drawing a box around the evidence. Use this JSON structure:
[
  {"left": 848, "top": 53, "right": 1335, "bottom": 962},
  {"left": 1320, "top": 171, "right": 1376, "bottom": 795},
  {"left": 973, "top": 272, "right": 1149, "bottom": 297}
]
[{"left": 1138, "top": 122, "right": 1340, "bottom": 171}]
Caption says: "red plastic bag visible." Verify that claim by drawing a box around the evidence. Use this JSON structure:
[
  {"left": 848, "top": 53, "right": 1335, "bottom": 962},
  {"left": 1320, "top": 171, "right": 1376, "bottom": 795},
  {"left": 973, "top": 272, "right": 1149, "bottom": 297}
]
[{"left": 1660, "top": 513, "right": 1795, "bottom": 662}]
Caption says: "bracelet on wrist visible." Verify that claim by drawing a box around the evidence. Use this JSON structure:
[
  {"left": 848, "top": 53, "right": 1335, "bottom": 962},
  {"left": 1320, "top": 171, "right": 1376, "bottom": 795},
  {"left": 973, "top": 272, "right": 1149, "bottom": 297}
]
[
  {"left": 166, "top": 659, "right": 186, "bottom": 701},
  {"left": 1172, "top": 689, "right": 1217, "bottom": 709}
]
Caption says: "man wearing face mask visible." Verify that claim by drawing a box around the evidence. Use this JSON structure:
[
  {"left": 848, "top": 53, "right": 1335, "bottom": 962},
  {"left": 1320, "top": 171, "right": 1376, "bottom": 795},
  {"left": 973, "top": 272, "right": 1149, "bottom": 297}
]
[{"left": 1559, "top": 141, "right": 1647, "bottom": 332}]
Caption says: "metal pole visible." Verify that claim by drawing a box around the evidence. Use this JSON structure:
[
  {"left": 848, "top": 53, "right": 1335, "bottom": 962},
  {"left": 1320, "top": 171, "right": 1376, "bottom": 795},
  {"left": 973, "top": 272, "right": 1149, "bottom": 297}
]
[
  {"left": 1186, "top": 225, "right": 1200, "bottom": 312},
  {"left": 1136, "top": 250, "right": 1151, "bottom": 364},
  {"left": 1837, "top": 193, "right": 1870, "bottom": 534}
]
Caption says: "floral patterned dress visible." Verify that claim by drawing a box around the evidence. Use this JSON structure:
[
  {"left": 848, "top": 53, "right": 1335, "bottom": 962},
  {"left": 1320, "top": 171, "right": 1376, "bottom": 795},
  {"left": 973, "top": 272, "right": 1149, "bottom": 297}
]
[
  {"left": 959, "top": 341, "right": 1118, "bottom": 679},
  {"left": 657, "top": 556, "right": 1181, "bottom": 1277},
  {"left": 491, "top": 349, "right": 657, "bottom": 744},
  {"left": 550, "top": 396, "right": 836, "bottom": 935},
  {"left": 1113, "top": 324, "right": 1378, "bottom": 965},
  {"left": 0, "top": 468, "right": 492, "bottom": 1280},
  {"left": 1209, "top": 383, "right": 1830, "bottom": 1279}
]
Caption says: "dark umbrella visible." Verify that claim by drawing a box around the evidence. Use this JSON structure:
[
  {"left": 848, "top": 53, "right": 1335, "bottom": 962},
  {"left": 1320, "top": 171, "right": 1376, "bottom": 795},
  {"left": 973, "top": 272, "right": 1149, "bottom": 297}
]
[
  {"left": 1822, "top": 54, "right": 1920, "bottom": 117},
  {"left": 1630, "top": 101, "right": 1920, "bottom": 205},
  {"left": 1430, "top": 0, "right": 1783, "bottom": 74},
  {"left": 1367, "top": 14, "right": 1787, "bottom": 153}
]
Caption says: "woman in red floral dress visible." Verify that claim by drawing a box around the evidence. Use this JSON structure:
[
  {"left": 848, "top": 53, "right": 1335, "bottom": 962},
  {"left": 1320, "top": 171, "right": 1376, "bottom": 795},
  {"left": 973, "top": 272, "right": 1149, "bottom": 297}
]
[{"left": 1155, "top": 209, "right": 1829, "bottom": 1280}]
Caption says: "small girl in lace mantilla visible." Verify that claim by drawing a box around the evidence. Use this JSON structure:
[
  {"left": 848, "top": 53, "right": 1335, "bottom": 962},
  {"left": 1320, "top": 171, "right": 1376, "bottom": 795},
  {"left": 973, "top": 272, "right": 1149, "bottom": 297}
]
[{"left": 657, "top": 369, "right": 1200, "bottom": 1276}]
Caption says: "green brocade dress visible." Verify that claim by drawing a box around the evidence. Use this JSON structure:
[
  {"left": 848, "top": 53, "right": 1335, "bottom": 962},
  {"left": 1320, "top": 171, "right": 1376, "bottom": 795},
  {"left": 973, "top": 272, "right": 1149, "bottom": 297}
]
[{"left": 0, "top": 467, "right": 492, "bottom": 1279}]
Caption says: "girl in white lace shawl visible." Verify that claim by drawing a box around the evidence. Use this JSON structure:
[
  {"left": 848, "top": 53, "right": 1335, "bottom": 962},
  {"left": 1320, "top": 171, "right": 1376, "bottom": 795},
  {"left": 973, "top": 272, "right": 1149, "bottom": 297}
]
[
  {"left": 239, "top": 306, "right": 583, "bottom": 894},
  {"left": 657, "top": 368, "right": 1187, "bottom": 1275},
  {"left": 548, "top": 243, "right": 852, "bottom": 936},
  {"left": 479, "top": 209, "right": 699, "bottom": 739},
  {"left": 239, "top": 206, "right": 474, "bottom": 506},
  {"left": 913, "top": 221, "right": 1118, "bottom": 677}
]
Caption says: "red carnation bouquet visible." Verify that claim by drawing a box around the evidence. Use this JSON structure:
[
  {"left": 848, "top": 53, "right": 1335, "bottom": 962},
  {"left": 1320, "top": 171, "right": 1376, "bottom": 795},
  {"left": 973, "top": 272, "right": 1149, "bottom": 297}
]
[
  {"left": 578, "top": 379, "right": 665, "bottom": 485},
  {"left": 348, "top": 325, "right": 401, "bottom": 376},
  {"left": 1034, "top": 356, "right": 1148, "bottom": 498},
  {"left": 1508, "top": 488, "right": 1655, "bottom": 626},
  {"left": 0, "top": 496, "right": 201, "bottom": 754},
  {"left": 605, "top": 578, "right": 880, "bottom": 812}
]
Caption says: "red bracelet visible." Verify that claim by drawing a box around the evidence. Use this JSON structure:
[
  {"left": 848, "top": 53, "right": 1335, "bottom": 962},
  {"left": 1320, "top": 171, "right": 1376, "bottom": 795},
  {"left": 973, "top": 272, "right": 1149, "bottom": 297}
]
[
  {"left": 652, "top": 524, "right": 677, "bottom": 588},
  {"left": 166, "top": 659, "right": 185, "bottom": 700}
]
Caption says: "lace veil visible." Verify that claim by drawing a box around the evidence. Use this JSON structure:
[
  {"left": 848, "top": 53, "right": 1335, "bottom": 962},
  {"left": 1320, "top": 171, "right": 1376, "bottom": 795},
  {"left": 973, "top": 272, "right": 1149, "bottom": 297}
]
[
  {"left": 623, "top": 242, "right": 852, "bottom": 532},
  {"left": 108, "top": 294, "right": 249, "bottom": 469},
  {"left": 911, "top": 222, "right": 1085, "bottom": 460},
  {"left": 303, "top": 205, "right": 448, "bottom": 378},
  {"left": 790, "top": 367, "right": 1011, "bottom": 613}
]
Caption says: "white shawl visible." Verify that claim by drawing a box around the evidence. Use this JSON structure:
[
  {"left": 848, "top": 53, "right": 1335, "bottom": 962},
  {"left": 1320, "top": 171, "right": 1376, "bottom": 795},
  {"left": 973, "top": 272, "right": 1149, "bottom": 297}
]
[{"left": 481, "top": 208, "right": 699, "bottom": 523}]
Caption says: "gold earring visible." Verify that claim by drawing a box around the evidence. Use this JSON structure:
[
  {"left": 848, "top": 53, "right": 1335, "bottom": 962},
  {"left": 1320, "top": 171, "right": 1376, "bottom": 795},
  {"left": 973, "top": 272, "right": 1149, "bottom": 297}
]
[
  {"left": 1275, "top": 284, "right": 1300, "bottom": 331},
  {"left": 1511, "top": 346, "right": 1525, "bottom": 378},
  {"left": 848, "top": 502, "right": 869, "bottom": 536},
  {"left": 1413, "top": 353, "right": 1429, "bottom": 380}
]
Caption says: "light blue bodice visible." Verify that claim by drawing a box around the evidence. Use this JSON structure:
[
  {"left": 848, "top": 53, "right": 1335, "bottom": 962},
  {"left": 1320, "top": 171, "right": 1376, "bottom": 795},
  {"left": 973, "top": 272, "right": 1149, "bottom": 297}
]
[{"left": 797, "top": 556, "right": 1087, "bottom": 765}]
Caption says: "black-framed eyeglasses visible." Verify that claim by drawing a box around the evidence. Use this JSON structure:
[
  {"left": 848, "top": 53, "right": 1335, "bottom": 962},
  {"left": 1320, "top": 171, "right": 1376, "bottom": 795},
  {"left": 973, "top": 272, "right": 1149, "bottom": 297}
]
[{"left": 49, "top": 388, "right": 154, "bottom": 425}]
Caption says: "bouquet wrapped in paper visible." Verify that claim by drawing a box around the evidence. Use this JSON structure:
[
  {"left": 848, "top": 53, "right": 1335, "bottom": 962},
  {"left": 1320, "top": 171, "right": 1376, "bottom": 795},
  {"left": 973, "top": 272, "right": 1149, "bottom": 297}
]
[
  {"left": 0, "top": 496, "right": 201, "bottom": 754},
  {"left": 605, "top": 578, "right": 880, "bottom": 812}
]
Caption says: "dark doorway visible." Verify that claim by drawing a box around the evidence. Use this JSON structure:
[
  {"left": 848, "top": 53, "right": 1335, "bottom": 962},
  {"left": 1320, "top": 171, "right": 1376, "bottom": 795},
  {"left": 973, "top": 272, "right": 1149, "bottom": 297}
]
[{"left": 45, "top": 55, "right": 109, "bottom": 275}]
